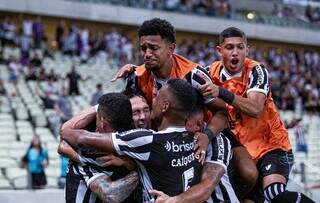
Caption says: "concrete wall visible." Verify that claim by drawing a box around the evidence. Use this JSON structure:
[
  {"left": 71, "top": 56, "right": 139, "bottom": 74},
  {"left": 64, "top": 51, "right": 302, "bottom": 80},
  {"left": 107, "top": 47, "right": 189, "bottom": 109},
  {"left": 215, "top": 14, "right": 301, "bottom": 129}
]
[{"left": 0, "top": 0, "right": 319, "bottom": 46}]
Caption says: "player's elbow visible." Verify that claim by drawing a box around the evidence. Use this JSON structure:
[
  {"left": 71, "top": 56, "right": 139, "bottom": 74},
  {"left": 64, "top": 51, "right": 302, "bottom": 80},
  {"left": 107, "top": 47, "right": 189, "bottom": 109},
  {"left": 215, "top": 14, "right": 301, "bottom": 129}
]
[
  {"left": 249, "top": 107, "right": 263, "bottom": 118},
  {"left": 57, "top": 142, "right": 64, "bottom": 155}
]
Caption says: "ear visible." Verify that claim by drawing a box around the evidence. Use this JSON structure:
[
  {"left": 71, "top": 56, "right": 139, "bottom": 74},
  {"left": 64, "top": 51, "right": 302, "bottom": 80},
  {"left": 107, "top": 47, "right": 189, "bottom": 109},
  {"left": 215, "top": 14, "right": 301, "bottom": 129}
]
[
  {"left": 162, "top": 100, "right": 170, "bottom": 113},
  {"left": 216, "top": 45, "right": 222, "bottom": 57},
  {"left": 168, "top": 43, "right": 176, "bottom": 55}
]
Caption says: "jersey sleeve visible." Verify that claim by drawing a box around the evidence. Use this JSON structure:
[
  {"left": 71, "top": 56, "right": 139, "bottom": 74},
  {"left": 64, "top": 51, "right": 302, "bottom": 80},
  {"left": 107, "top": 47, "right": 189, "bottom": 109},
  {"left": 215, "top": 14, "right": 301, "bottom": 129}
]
[
  {"left": 205, "top": 134, "right": 232, "bottom": 172},
  {"left": 247, "top": 64, "right": 269, "bottom": 96},
  {"left": 125, "top": 71, "right": 138, "bottom": 92},
  {"left": 111, "top": 129, "right": 154, "bottom": 161}
]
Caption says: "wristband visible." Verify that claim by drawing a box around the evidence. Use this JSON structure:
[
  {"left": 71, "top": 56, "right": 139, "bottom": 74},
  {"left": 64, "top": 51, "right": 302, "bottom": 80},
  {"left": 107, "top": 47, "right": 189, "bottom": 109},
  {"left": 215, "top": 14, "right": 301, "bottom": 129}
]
[
  {"left": 204, "top": 128, "right": 215, "bottom": 142},
  {"left": 218, "top": 87, "right": 235, "bottom": 104}
]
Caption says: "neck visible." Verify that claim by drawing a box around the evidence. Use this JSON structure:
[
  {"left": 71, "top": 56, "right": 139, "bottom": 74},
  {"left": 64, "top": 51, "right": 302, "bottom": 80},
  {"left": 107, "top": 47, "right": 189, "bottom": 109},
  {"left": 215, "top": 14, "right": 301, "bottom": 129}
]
[
  {"left": 157, "top": 116, "right": 186, "bottom": 131},
  {"left": 153, "top": 57, "right": 173, "bottom": 79}
]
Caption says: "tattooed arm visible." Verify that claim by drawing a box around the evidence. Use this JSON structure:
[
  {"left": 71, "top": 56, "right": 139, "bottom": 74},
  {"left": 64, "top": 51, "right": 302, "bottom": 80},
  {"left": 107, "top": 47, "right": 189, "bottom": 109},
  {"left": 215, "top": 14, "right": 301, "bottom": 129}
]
[
  {"left": 89, "top": 171, "right": 139, "bottom": 203},
  {"left": 150, "top": 162, "right": 225, "bottom": 203}
]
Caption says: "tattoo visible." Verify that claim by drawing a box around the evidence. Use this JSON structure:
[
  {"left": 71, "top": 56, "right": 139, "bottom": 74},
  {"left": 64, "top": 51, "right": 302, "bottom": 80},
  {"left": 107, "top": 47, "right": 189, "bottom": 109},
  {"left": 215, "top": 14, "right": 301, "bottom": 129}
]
[
  {"left": 202, "top": 163, "right": 224, "bottom": 186},
  {"left": 89, "top": 171, "right": 139, "bottom": 203}
]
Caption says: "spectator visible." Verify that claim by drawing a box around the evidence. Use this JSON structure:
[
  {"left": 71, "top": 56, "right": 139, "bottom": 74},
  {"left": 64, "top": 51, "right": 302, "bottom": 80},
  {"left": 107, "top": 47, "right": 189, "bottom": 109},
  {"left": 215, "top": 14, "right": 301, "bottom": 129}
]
[
  {"left": 7, "top": 56, "right": 22, "bottom": 84},
  {"left": 57, "top": 155, "right": 69, "bottom": 189},
  {"left": 66, "top": 64, "right": 81, "bottom": 95},
  {"left": 56, "top": 20, "right": 66, "bottom": 50},
  {"left": 33, "top": 16, "right": 44, "bottom": 49},
  {"left": 0, "top": 79, "right": 6, "bottom": 95},
  {"left": 21, "top": 135, "right": 49, "bottom": 189},
  {"left": 288, "top": 118, "right": 308, "bottom": 155},
  {"left": 90, "top": 83, "right": 103, "bottom": 106}
]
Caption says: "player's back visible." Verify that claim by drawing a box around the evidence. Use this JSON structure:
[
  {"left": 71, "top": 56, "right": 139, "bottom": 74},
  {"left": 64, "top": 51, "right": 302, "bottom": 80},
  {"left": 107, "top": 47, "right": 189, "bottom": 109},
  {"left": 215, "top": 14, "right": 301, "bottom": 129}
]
[{"left": 112, "top": 127, "right": 202, "bottom": 201}]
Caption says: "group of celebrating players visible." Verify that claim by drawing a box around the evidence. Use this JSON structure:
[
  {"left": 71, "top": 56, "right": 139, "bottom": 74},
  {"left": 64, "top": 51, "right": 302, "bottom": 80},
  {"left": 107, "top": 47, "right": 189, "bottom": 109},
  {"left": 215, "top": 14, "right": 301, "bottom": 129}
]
[{"left": 58, "top": 18, "right": 315, "bottom": 203}]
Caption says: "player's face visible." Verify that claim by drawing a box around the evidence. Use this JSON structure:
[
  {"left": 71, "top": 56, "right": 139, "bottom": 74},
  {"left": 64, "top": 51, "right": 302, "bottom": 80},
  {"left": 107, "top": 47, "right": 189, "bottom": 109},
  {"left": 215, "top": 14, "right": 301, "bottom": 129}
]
[
  {"left": 139, "top": 35, "right": 175, "bottom": 71},
  {"left": 130, "top": 96, "right": 151, "bottom": 129},
  {"left": 150, "top": 87, "right": 168, "bottom": 127},
  {"left": 217, "top": 37, "right": 248, "bottom": 75}
]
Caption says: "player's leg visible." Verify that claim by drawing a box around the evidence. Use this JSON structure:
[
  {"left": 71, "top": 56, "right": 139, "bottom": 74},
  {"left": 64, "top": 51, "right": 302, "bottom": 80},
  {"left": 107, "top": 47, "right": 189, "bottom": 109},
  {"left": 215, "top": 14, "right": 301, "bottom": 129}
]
[
  {"left": 261, "top": 149, "right": 315, "bottom": 203},
  {"left": 231, "top": 146, "right": 258, "bottom": 199}
]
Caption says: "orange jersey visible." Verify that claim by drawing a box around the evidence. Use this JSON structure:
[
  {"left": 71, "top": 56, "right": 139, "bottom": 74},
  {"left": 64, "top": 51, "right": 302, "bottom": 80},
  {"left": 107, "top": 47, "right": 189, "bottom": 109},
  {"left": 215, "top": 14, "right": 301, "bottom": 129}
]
[
  {"left": 209, "top": 58, "right": 291, "bottom": 161},
  {"left": 126, "top": 53, "right": 198, "bottom": 105}
]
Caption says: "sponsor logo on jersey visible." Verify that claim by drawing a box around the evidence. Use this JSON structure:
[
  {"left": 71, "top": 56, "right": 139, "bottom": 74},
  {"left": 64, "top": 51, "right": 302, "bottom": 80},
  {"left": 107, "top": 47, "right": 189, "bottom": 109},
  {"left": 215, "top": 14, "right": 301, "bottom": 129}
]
[{"left": 164, "top": 141, "right": 195, "bottom": 153}]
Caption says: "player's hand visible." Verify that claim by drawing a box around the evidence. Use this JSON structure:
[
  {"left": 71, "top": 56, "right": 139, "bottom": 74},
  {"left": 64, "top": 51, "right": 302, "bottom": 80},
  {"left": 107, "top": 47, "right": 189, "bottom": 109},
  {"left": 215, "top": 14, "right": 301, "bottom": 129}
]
[
  {"left": 111, "top": 64, "right": 136, "bottom": 82},
  {"left": 96, "top": 155, "right": 136, "bottom": 170},
  {"left": 96, "top": 155, "right": 126, "bottom": 167},
  {"left": 197, "top": 73, "right": 219, "bottom": 98},
  {"left": 194, "top": 132, "right": 209, "bottom": 165},
  {"left": 149, "top": 190, "right": 179, "bottom": 203}
]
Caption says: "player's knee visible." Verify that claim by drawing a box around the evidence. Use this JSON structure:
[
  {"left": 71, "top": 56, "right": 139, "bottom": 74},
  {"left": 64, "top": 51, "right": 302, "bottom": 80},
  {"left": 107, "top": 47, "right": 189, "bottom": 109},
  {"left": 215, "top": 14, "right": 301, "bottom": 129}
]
[{"left": 239, "top": 163, "right": 258, "bottom": 186}]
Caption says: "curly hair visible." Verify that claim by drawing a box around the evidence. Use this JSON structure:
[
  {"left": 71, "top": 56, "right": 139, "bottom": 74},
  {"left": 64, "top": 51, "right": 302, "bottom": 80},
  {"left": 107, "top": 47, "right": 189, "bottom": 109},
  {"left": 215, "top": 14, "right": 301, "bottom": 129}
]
[
  {"left": 166, "top": 79, "right": 197, "bottom": 115},
  {"left": 138, "top": 18, "right": 176, "bottom": 43},
  {"left": 98, "top": 93, "right": 135, "bottom": 132}
]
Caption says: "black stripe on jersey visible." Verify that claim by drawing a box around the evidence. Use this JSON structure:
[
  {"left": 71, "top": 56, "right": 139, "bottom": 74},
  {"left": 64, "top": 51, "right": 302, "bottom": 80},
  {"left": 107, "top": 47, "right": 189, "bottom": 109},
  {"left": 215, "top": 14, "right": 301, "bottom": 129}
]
[
  {"left": 83, "top": 165, "right": 93, "bottom": 178},
  {"left": 116, "top": 129, "right": 153, "bottom": 141},
  {"left": 211, "top": 191, "right": 219, "bottom": 202},
  {"left": 248, "top": 64, "right": 269, "bottom": 92},
  {"left": 222, "top": 136, "right": 229, "bottom": 165},
  {"left": 196, "top": 66, "right": 211, "bottom": 78},
  {"left": 184, "top": 71, "right": 192, "bottom": 84},
  {"left": 219, "top": 182, "right": 230, "bottom": 201},
  {"left": 83, "top": 189, "right": 92, "bottom": 203},
  {"left": 119, "top": 144, "right": 152, "bottom": 154},
  {"left": 192, "top": 72, "right": 206, "bottom": 85}
]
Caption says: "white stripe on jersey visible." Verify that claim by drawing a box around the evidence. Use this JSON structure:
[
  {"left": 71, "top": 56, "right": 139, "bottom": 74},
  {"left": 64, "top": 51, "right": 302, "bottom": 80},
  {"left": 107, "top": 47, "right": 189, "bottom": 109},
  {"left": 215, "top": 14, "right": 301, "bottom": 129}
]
[
  {"left": 205, "top": 134, "right": 239, "bottom": 203},
  {"left": 136, "top": 161, "right": 155, "bottom": 203},
  {"left": 75, "top": 180, "right": 97, "bottom": 203}
]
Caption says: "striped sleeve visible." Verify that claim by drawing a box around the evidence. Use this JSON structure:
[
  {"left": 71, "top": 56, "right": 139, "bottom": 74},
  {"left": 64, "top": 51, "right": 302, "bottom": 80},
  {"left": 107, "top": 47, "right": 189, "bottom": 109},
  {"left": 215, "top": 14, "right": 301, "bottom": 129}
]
[
  {"left": 111, "top": 129, "right": 154, "bottom": 161},
  {"left": 205, "top": 134, "right": 232, "bottom": 171},
  {"left": 125, "top": 71, "right": 139, "bottom": 92},
  {"left": 247, "top": 64, "right": 269, "bottom": 96}
]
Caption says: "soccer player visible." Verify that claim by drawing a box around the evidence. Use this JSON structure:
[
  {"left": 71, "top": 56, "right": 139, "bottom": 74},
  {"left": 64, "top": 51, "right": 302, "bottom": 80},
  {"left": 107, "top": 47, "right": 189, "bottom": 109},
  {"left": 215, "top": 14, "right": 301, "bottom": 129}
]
[
  {"left": 123, "top": 90, "right": 151, "bottom": 129},
  {"left": 112, "top": 18, "right": 228, "bottom": 136},
  {"left": 61, "top": 79, "right": 205, "bottom": 202},
  {"left": 58, "top": 93, "right": 139, "bottom": 203},
  {"left": 200, "top": 27, "right": 314, "bottom": 203}
]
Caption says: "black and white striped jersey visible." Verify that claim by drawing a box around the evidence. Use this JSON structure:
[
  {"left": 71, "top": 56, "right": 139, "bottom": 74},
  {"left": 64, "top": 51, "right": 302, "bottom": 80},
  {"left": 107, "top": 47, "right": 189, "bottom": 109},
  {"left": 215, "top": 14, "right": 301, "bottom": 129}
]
[
  {"left": 218, "top": 64, "right": 269, "bottom": 96},
  {"left": 111, "top": 127, "right": 202, "bottom": 202},
  {"left": 205, "top": 130, "right": 240, "bottom": 203}
]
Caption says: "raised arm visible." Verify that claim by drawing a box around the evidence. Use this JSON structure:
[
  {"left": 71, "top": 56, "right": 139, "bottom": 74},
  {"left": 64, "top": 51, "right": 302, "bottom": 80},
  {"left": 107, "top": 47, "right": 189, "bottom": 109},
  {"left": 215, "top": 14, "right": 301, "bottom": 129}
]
[
  {"left": 58, "top": 106, "right": 97, "bottom": 161},
  {"left": 61, "top": 105, "right": 96, "bottom": 131},
  {"left": 61, "top": 128, "right": 115, "bottom": 153}
]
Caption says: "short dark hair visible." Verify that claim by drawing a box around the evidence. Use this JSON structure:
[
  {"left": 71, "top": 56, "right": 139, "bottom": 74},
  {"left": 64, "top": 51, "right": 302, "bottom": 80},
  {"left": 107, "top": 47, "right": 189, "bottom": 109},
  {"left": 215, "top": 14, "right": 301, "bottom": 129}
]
[
  {"left": 192, "top": 91, "right": 204, "bottom": 114},
  {"left": 122, "top": 89, "right": 146, "bottom": 100},
  {"left": 98, "top": 93, "right": 134, "bottom": 132},
  {"left": 219, "top": 27, "right": 247, "bottom": 44},
  {"left": 166, "top": 79, "right": 197, "bottom": 114},
  {"left": 96, "top": 83, "right": 102, "bottom": 89},
  {"left": 138, "top": 18, "right": 176, "bottom": 43}
]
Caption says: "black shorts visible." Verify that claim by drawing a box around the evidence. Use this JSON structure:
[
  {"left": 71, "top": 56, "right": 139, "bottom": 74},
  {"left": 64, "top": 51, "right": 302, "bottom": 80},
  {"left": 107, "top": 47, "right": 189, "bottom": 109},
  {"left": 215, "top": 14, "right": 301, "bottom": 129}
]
[
  {"left": 246, "top": 149, "right": 294, "bottom": 203},
  {"left": 65, "top": 165, "right": 82, "bottom": 203},
  {"left": 31, "top": 171, "right": 47, "bottom": 189},
  {"left": 222, "top": 128, "right": 243, "bottom": 148}
]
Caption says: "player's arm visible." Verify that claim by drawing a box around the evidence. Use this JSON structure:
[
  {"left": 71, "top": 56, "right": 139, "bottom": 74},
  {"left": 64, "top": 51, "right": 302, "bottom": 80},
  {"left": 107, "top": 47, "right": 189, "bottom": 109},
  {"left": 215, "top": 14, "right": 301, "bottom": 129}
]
[
  {"left": 89, "top": 171, "right": 139, "bottom": 203},
  {"left": 150, "top": 162, "right": 225, "bottom": 203},
  {"left": 111, "top": 64, "right": 137, "bottom": 82},
  {"left": 61, "top": 105, "right": 97, "bottom": 131},
  {"left": 201, "top": 65, "right": 268, "bottom": 118},
  {"left": 58, "top": 106, "right": 97, "bottom": 161},
  {"left": 61, "top": 128, "right": 115, "bottom": 153}
]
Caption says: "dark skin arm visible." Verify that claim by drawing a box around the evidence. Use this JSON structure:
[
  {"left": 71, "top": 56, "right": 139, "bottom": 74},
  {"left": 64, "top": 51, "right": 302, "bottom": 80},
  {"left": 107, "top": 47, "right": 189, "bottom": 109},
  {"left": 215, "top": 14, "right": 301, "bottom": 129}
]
[
  {"left": 61, "top": 128, "right": 115, "bottom": 154},
  {"left": 58, "top": 106, "right": 96, "bottom": 161},
  {"left": 150, "top": 162, "right": 225, "bottom": 203},
  {"left": 89, "top": 171, "right": 139, "bottom": 203}
]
